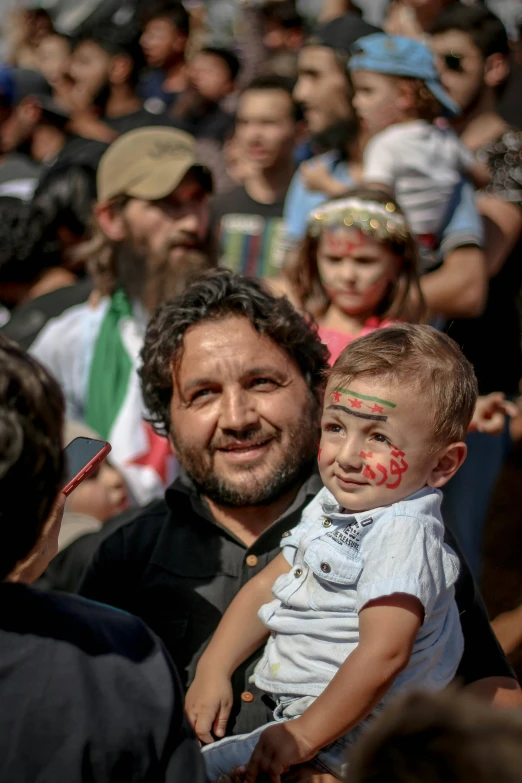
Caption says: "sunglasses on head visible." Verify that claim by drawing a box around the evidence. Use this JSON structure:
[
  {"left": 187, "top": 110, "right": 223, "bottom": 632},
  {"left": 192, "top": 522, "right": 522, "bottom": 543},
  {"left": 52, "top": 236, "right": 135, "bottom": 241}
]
[{"left": 442, "top": 52, "right": 464, "bottom": 72}]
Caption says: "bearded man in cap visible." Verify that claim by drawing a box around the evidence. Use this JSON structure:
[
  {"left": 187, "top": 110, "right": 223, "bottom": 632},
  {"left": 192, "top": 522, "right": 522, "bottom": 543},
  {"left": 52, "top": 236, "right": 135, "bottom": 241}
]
[{"left": 32, "top": 126, "right": 214, "bottom": 506}]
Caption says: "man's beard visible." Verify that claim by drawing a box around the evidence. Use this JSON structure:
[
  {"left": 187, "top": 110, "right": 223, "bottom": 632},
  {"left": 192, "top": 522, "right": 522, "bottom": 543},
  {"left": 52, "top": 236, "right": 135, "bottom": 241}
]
[
  {"left": 311, "top": 115, "right": 361, "bottom": 155},
  {"left": 172, "top": 399, "right": 320, "bottom": 508},
  {"left": 116, "top": 234, "right": 212, "bottom": 313}
]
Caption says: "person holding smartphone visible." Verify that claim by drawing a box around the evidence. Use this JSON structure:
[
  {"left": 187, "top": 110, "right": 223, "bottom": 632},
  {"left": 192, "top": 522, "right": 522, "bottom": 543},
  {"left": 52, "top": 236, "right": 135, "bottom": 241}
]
[{"left": 0, "top": 334, "right": 205, "bottom": 783}]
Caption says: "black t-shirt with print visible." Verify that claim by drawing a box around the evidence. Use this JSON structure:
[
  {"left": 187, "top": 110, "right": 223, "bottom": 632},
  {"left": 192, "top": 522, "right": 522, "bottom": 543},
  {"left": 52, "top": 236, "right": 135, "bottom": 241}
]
[
  {"left": 446, "top": 129, "right": 522, "bottom": 396},
  {"left": 211, "top": 186, "right": 287, "bottom": 279}
]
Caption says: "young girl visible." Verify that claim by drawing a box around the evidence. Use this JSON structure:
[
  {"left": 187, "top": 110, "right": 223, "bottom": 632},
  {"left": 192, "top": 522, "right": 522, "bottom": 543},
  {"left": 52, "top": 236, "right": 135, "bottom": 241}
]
[{"left": 283, "top": 187, "right": 425, "bottom": 364}]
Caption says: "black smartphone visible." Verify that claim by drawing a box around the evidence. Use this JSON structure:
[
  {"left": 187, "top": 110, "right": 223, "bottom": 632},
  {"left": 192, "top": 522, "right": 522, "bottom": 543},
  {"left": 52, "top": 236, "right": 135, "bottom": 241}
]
[{"left": 62, "top": 437, "right": 112, "bottom": 496}]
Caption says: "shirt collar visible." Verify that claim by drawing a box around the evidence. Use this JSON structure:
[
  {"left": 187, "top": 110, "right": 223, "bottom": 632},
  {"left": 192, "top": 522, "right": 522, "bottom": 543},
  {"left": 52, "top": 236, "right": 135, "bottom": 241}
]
[
  {"left": 166, "top": 466, "right": 323, "bottom": 533},
  {"left": 318, "top": 485, "right": 440, "bottom": 525}
]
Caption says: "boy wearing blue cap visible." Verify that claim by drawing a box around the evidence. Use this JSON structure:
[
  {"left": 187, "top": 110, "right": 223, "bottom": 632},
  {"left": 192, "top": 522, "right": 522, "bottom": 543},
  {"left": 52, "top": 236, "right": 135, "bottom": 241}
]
[{"left": 313, "top": 34, "right": 487, "bottom": 263}]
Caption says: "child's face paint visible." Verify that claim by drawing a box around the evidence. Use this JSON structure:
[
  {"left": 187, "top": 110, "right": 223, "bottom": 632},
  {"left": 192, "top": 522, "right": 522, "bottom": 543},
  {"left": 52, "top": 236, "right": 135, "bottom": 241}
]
[
  {"left": 317, "top": 227, "right": 399, "bottom": 318},
  {"left": 319, "top": 378, "right": 440, "bottom": 512}
]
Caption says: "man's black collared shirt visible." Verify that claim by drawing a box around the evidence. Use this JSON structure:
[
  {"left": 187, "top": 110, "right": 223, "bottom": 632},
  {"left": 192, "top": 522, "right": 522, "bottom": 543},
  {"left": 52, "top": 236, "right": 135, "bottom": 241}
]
[{"left": 80, "top": 470, "right": 515, "bottom": 736}]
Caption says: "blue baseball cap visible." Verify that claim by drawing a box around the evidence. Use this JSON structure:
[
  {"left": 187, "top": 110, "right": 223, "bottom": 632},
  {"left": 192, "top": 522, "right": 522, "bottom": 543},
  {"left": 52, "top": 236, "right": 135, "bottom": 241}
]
[{"left": 349, "top": 33, "right": 460, "bottom": 117}]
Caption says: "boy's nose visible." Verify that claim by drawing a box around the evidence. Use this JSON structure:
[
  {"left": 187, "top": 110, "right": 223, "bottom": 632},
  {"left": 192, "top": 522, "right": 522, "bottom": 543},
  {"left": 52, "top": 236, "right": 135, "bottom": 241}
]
[{"left": 336, "top": 443, "right": 364, "bottom": 472}]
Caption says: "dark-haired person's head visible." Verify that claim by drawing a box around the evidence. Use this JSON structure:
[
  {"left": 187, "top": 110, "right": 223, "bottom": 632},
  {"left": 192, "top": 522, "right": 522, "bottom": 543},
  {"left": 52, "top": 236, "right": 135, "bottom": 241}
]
[
  {"left": 0, "top": 334, "right": 64, "bottom": 581},
  {"left": 0, "top": 69, "right": 70, "bottom": 161},
  {"left": 140, "top": 1, "right": 190, "bottom": 69},
  {"left": 140, "top": 269, "right": 328, "bottom": 507},
  {"left": 188, "top": 47, "right": 240, "bottom": 104},
  {"left": 349, "top": 690, "right": 522, "bottom": 783},
  {"left": 0, "top": 198, "right": 52, "bottom": 307},
  {"left": 261, "top": 0, "right": 305, "bottom": 54},
  {"left": 70, "top": 27, "right": 145, "bottom": 109},
  {"left": 235, "top": 74, "right": 302, "bottom": 173},
  {"left": 430, "top": 4, "right": 510, "bottom": 112},
  {"left": 32, "top": 163, "right": 97, "bottom": 269},
  {"left": 294, "top": 12, "right": 380, "bottom": 138}
]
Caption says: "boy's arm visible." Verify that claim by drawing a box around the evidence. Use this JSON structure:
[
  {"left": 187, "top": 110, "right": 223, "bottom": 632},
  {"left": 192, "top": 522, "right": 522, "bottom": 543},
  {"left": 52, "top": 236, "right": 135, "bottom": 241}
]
[
  {"left": 245, "top": 593, "right": 423, "bottom": 782},
  {"left": 186, "top": 552, "right": 290, "bottom": 743}
]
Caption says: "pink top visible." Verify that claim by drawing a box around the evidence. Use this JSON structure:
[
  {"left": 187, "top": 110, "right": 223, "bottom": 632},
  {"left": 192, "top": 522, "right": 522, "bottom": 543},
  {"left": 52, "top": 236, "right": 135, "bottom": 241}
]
[{"left": 319, "top": 318, "right": 394, "bottom": 365}]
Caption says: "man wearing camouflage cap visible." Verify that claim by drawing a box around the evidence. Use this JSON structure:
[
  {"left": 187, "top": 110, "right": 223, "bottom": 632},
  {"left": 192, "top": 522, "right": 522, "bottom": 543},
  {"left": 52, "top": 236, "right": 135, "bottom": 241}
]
[{"left": 32, "top": 126, "right": 213, "bottom": 506}]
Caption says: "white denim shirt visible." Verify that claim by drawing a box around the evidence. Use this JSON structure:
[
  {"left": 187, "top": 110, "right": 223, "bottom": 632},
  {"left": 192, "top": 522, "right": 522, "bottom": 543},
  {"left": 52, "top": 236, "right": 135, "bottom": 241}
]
[{"left": 254, "top": 486, "right": 463, "bottom": 700}]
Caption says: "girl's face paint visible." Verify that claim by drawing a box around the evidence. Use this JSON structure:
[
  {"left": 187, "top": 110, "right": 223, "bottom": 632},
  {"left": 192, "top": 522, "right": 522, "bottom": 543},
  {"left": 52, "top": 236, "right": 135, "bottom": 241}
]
[{"left": 317, "top": 227, "right": 400, "bottom": 317}]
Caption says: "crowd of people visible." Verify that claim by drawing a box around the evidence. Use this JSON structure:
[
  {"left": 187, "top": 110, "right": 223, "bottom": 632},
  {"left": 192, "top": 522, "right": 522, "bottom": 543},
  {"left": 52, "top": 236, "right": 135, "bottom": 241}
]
[{"left": 1, "top": 0, "right": 522, "bottom": 781}]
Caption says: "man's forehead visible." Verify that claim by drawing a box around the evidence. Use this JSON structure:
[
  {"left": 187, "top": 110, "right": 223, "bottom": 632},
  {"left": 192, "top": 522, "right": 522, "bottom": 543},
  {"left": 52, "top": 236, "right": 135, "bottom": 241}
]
[
  {"left": 176, "top": 317, "right": 293, "bottom": 371},
  {"left": 430, "top": 29, "right": 477, "bottom": 54},
  {"left": 298, "top": 45, "right": 339, "bottom": 71}
]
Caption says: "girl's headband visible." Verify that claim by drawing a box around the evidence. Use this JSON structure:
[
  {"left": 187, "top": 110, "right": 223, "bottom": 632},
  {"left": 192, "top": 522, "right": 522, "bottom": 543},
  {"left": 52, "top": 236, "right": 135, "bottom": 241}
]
[{"left": 307, "top": 197, "right": 411, "bottom": 244}]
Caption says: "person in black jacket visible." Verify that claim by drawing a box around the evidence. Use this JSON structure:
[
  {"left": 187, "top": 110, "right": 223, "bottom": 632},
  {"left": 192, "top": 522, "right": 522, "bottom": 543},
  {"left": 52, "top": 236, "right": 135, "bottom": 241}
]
[{"left": 0, "top": 334, "right": 204, "bottom": 783}]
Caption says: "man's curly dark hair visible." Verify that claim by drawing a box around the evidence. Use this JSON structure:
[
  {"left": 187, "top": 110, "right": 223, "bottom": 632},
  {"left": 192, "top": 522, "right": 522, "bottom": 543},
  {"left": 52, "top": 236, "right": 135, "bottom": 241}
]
[{"left": 140, "top": 270, "right": 330, "bottom": 437}]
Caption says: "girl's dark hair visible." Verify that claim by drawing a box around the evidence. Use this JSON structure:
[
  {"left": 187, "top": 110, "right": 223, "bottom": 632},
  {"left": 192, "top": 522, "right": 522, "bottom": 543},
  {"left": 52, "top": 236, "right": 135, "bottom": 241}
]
[
  {"left": 285, "top": 187, "right": 425, "bottom": 324},
  {"left": 140, "top": 269, "right": 329, "bottom": 436},
  {"left": 0, "top": 335, "right": 64, "bottom": 580}
]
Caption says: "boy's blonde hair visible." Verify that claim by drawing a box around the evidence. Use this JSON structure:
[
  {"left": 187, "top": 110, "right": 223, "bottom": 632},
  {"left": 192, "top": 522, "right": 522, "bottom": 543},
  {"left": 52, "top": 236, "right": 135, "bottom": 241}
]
[{"left": 328, "top": 324, "right": 477, "bottom": 448}]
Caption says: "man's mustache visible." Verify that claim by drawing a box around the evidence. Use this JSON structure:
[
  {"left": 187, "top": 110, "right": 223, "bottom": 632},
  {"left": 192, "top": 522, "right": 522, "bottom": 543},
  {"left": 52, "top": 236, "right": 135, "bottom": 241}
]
[{"left": 165, "top": 233, "right": 203, "bottom": 250}]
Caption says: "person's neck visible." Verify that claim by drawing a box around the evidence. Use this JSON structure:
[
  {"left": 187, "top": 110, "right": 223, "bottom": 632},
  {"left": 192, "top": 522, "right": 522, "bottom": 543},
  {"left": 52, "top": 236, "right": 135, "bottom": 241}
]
[
  {"left": 25, "top": 267, "right": 76, "bottom": 302},
  {"left": 319, "top": 304, "right": 374, "bottom": 335},
  {"left": 244, "top": 161, "right": 294, "bottom": 205},
  {"left": 163, "top": 59, "right": 187, "bottom": 93},
  {"left": 454, "top": 89, "right": 508, "bottom": 150},
  {"left": 206, "top": 484, "right": 301, "bottom": 548},
  {"left": 105, "top": 85, "right": 141, "bottom": 118}
]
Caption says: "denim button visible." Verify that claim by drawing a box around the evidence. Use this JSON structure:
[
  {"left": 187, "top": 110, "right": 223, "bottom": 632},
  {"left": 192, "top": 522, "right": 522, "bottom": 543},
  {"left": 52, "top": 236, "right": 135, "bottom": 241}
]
[
  {"left": 322, "top": 518, "right": 332, "bottom": 528},
  {"left": 294, "top": 568, "right": 303, "bottom": 578},
  {"left": 320, "top": 562, "right": 331, "bottom": 574}
]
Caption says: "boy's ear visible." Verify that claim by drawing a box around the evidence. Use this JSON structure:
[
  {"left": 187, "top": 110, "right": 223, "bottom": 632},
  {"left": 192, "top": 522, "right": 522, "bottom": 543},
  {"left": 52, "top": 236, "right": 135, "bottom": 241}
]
[
  {"left": 428, "top": 442, "right": 467, "bottom": 489},
  {"left": 396, "top": 79, "right": 415, "bottom": 113}
]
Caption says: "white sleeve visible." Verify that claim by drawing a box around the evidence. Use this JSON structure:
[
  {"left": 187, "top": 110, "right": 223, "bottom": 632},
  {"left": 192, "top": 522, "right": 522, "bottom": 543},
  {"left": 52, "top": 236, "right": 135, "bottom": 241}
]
[
  {"left": 362, "top": 131, "right": 398, "bottom": 187},
  {"left": 357, "top": 514, "right": 460, "bottom": 622}
]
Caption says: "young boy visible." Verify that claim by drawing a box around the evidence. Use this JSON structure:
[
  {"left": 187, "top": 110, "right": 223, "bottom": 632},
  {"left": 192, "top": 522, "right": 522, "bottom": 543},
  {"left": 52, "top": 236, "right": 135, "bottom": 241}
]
[
  {"left": 186, "top": 324, "right": 477, "bottom": 781},
  {"left": 307, "top": 34, "right": 487, "bottom": 265},
  {"left": 138, "top": 0, "right": 190, "bottom": 112}
]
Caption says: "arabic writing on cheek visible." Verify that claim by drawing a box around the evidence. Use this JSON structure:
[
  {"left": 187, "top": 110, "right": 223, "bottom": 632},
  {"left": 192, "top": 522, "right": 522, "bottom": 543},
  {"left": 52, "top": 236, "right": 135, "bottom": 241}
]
[{"left": 360, "top": 446, "right": 409, "bottom": 490}]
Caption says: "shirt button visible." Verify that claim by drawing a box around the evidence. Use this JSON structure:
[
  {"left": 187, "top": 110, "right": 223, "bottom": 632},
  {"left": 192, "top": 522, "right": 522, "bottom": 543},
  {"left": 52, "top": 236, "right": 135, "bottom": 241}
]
[
  {"left": 320, "top": 562, "right": 331, "bottom": 574},
  {"left": 281, "top": 531, "right": 292, "bottom": 538},
  {"left": 241, "top": 691, "right": 255, "bottom": 703},
  {"left": 246, "top": 555, "right": 258, "bottom": 567},
  {"left": 322, "top": 518, "right": 332, "bottom": 528},
  {"left": 294, "top": 568, "right": 303, "bottom": 578}
]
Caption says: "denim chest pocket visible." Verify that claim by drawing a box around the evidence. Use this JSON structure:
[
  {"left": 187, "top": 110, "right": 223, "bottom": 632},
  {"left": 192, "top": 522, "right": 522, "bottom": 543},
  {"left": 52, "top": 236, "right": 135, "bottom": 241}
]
[{"left": 304, "top": 538, "right": 363, "bottom": 612}]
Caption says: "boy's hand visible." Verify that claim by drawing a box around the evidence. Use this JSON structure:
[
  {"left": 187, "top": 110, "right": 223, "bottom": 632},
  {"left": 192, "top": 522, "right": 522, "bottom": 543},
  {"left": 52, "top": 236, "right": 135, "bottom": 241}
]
[
  {"left": 245, "top": 720, "right": 316, "bottom": 783},
  {"left": 301, "top": 160, "right": 339, "bottom": 194},
  {"left": 185, "top": 670, "right": 233, "bottom": 744}
]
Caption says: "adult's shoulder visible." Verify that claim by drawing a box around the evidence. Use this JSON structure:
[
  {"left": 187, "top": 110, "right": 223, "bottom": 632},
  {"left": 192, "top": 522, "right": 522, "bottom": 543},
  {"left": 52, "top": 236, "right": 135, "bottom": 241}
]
[
  {"left": 2, "top": 583, "right": 160, "bottom": 659},
  {"left": 30, "top": 298, "right": 109, "bottom": 363}
]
